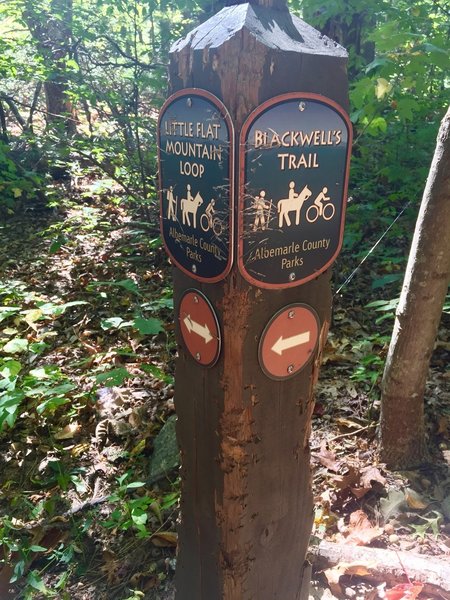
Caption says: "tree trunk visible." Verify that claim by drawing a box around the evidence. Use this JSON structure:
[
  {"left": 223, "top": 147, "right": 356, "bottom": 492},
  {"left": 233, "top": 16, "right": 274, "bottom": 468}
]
[
  {"left": 24, "top": 0, "right": 76, "bottom": 136},
  {"left": 380, "top": 106, "right": 450, "bottom": 469}
]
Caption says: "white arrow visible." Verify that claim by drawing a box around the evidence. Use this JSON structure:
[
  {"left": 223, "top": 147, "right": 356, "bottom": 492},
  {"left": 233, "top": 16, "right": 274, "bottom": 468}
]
[
  {"left": 183, "top": 315, "right": 213, "bottom": 344},
  {"left": 271, "top": 331, "right": 310, "bottom": 356}
]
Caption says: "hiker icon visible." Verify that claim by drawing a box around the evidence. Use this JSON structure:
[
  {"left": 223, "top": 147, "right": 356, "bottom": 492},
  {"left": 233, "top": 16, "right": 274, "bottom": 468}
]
[
  {"left": 181, "top": 184, "right": 203, "bottom": 228},
  {"left": 277, "top": 181, "right": 312, "bottom": 227},
  {"left": 306, "top": 187, "right": 335, "bottom": 223},
  {"left": 200, "top": 199, "right": 223, "bottom": 235},
  {"left": 166, "top": 185, "right": 177, "bottom": 221},
  {"left": 252, "top": 190, "right": 272, "bottom": 231}
]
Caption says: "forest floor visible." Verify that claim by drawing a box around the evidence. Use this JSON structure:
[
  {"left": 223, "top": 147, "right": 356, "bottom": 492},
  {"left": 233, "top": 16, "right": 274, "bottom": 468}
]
[{"left": 0, "top": 190, "right": 449, "bottom": 600}]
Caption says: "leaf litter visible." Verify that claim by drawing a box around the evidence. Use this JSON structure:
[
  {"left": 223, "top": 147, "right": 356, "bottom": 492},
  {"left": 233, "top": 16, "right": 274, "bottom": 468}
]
[{"left": 1, "top": 196, "right": 450, "bottom": 599}]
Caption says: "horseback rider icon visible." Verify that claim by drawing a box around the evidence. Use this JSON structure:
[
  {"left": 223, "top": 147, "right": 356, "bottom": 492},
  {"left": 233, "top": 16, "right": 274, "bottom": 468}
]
[{"left": 181, "top": 184, "right": 203, "bottom": 228}]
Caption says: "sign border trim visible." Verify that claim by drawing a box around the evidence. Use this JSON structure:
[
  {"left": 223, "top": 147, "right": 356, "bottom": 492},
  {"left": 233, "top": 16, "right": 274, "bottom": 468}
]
[
  {"left": 178, "top": 288, "right": 222, "bottom": 368},
  {"left": 258, "top": 302, "right": 320, "bottom": 380},
  {"left": 238, "top": 92, "right": 353, "bottom": 290},
  {"left": 158, "top": 88, "right": 235, "bottom": 284}
]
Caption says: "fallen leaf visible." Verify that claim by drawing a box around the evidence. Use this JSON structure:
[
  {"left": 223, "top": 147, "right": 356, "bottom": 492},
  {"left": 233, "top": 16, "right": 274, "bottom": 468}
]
[
  {"left": 313, "top": 441, "right": 341, "bottom": 473},
  {"left": 335, "top": 417, "right": 362, "bottom": 430},
  {"left": 54, "top": 422, "right": 80, "bottom": 440},
  {"left": 405, "top": 489, "right": 429, "bottom": 510},
  {"left": 341, "top": 510, "right": 383, "bottom": 546},
  {"left": 332, "top": 465, "right": 361, "bottom": 490},
  {"left": 351, "top": 465, "right": 387, "bottom": 498},
  {"left": 360, "top": 466, "right": 386, "bottom": 489},
  {"left": 437, "top": 416, "right": 449, "bottom": 437},
  {"left": 151, "top": 531, "right": 178, "bottom": 547},
  {"left": 380, "top": 489, "right": 406, "bottom": 521},
  {"left": 324, "top": 562, "right": 374, "bottom": 596},
  {"left": 385, "top": 581, "right": 423, "bottom": 600}
]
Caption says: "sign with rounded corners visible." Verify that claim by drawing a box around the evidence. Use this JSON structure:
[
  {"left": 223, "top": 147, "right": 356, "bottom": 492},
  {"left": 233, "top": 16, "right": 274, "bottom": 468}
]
[
  {"left": 178, "top": 289, "right": 221, "bottom": 367},
  {"left": 259, "top": 303, "right": 320, "bottom": 380},
  {"left": 239, "top": 93, "right": 352, "bottom": 289},
  {"left": 158, "top": 89, "right": 234, "bottom": 283}
]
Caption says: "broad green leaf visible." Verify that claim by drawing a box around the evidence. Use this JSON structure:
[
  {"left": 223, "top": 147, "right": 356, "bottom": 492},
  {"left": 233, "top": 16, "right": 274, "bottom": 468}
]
[
  {"left": 365, "top": 57, "right": 393, "bottom": 74},
  {"left": 29, "top": 342, "right": 48, "bottom": 354},
  {"left": 366, "top": 298, "right": 399, "bottom": 311},
  {"left": 49, "top": 236, "right": 67, "bottom": 254},
  {"left": 0, "top": 390, "right": 24, "bottom": 429},
  {"left": 371, "top": 274, "right": 403, "bottom": 290},
  {"left": 101, "top": 317, "right": 133, "bottom": 330},
  {"left": 26, "top": 382, "right": 75, "bottom": 398},
  {"left": 27, "top": 570, "right": 48, "bottom": 593},
  {"left": 36, "top": 396, "right": 70, "bottom": 414},
  {"left": 133, "top": 317, "right": 164, "bottom": 335},
  {"left": 96, "top": 368, "right": 132, "bottom": 387},
  {"left": 29, "top": 365, "right": 60, "bottom": 379},
  {"left": 88, "top": 279, "right": 141, "bottom": 296},
  {"left": 38, "top": 301, "right": 88, "bottom": 317},
  {"left": 126, "top": 481, "right": 146, "bottom": 489},
  {"left": 396, "top": 98, "right": 420, "bottom": 121},
  {"left": 0, "top": 360, "right": 22, "bottom": 378},
  {"left": 0, "top": 306, "right": 19, "bottom": 323},
  {"left": 2, "top": 338, "right": 28, "bottom": 354},
  {"left": 140, "top": 363, "right": 173, "bottom": 384},
  {"left": 367, "top": 117, "right": 387, "bottom": 135}
]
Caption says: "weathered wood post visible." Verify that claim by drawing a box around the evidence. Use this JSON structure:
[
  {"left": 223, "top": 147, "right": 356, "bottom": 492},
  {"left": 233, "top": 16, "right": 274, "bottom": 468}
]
[{"left": 157, "top": 1, "right": 352, "bottom": 598}]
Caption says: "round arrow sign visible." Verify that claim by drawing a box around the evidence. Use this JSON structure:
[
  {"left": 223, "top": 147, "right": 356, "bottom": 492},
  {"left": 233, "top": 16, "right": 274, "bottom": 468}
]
[
  {"left": 179, "top": 289, "right": 221, "bottom": 367},
  {"left": 259, "top": 303, "right": 320, "bottom": 380}
]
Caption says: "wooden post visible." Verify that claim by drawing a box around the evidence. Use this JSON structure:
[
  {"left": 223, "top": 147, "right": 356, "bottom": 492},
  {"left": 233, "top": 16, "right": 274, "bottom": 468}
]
[{"left": 160, "top": 1, "right": 351, "bottom": 597}]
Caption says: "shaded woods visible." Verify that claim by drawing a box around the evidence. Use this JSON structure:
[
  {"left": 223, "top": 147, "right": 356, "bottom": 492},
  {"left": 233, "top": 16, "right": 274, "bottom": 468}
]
[{"left": 0, "top": 0, "right": 449, "bottom": 598}]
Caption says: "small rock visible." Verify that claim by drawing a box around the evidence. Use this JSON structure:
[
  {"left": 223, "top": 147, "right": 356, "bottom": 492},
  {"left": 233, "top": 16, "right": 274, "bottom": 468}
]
[
  {"left": 344, "top": 587, "right": 356, "bottom": 598},
  {"left": 383, "top": 523, "right": 395, "bottom": 535},
  {"left": 149, "top": 415, "right": 179, "bottom": 484},
  {"left": 389, "top": 534, "right": 399, "bottom": 543}
]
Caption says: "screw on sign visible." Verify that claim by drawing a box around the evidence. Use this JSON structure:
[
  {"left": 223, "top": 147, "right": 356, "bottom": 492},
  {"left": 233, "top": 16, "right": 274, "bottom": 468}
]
[
  {"left": 259, "top": 304, "right": 320, "bottom": 380},
  {"left": 179, "top": 290, "right": 221, "bottom": 367}
]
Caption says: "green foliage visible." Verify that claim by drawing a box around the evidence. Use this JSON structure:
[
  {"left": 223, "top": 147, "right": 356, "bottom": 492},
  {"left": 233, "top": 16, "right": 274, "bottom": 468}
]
[
  {"left": 104, "top": 472, "right": 179, "bottom": 539},
  {"left": 0, "top": 280, "right": 83, "bottom": 433},
  {"left": 0, "top": 141, "right": 41, "bottom": 214}
]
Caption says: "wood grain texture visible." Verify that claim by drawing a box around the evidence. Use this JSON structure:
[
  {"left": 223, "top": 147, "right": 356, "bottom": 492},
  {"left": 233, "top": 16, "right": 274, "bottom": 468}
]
[{"left": 169, "top": 5, "right": 349, "bottom": 598}]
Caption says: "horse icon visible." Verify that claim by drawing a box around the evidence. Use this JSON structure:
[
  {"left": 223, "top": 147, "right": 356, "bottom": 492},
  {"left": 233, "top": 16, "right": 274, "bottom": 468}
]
[
  {"left": 277, "top": 182, "right": 312, "bottom": 227},
  {"left": 181, "top": 184, "right": 203, "bottom": 228}
]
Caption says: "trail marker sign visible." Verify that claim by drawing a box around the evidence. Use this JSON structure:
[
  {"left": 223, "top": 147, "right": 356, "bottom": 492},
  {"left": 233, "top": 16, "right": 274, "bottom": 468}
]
[
  {"left": 158, "top": 89, "right": 234, "bottom": 283},
  {"left": 178, "top": 289, "right": 221, "bottom": 367},
  {"left": 259, "top": 303, "right": 320, "bottom": 380},
  {"left": 239, "top": 93, "right": 352, "bottom": 289}
]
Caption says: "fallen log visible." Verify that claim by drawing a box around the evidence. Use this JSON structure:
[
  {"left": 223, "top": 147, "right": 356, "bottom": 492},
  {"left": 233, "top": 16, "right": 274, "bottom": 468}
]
[{"left": 310, "top": 540, "right": 450, "bottom": 598}]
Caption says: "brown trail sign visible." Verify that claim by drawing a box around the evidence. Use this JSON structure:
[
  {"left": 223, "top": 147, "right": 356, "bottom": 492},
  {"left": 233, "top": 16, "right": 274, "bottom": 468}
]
[{"left": 158, "top": 0, "right": 351, "bottom": 597}]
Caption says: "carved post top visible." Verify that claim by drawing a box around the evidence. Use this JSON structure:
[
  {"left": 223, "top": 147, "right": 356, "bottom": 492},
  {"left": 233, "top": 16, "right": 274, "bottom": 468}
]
[{"left": 225, "top": 0, "right": 288, "bottom": 10}]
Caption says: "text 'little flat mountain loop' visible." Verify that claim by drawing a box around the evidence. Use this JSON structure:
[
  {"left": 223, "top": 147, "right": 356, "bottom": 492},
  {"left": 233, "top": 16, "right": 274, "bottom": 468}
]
[
  {"left": 158, "top": 89, "right": 234, "bottom": 283},
  {"left": 239, "top": 93, "right": 352, "bottom": 289}
]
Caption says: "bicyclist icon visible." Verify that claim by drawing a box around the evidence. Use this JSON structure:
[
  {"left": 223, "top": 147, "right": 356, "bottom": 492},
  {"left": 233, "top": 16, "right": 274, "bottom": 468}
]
[
  {"left": 200, "top": 199, "right": 223, "bottom": 236},
  {"left": 306, "top": 186, "right": 335, "bottom": 223}
]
